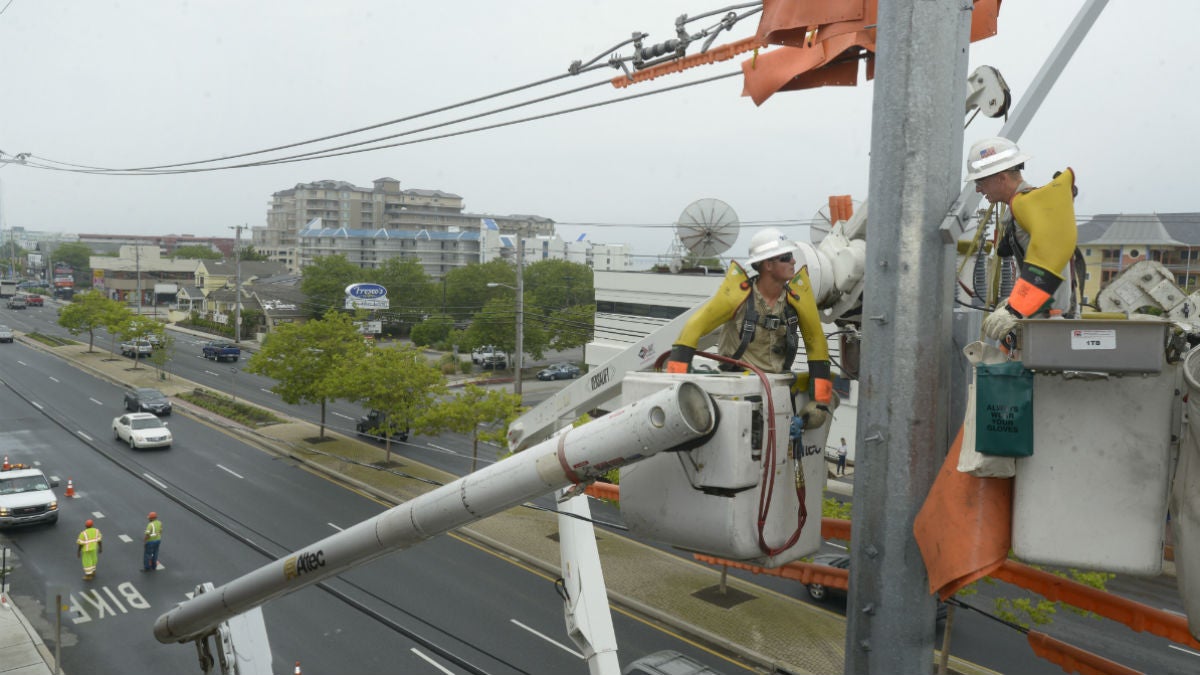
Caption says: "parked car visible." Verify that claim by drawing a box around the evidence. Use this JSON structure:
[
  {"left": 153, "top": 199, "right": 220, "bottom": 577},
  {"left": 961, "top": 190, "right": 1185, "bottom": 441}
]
[
  {"left": 805, "top": 552, "right": 947, "bottom": 620},
  {"left": 124, "top": 387, "right": 172, "bottom": 415},
  {"left": 0, "top": 467, "right": 59, "bottom": 529},
  {"left": 6, "top": 296, "right": 27, "bottom": 309},
  {"left": 0, "top": 325, "right": 12, "bottom": 343},
  {"left": 622, "top": 650, "right": 723, "bottom": 675},
  {"left": 355, "top": 409, "right": 409, "bottom": 442},
  {"left": 142, "top": 333, "right": 163, "bottom": 348},
  {"left": 202, "top": 341, "right": 241, "bottom": 362},
  {"left": 23, "top": 294, "right": 43, "bottom": 307},
  {"left": 120, "top": 339, "right": 153, "bottom": 358},
  {"left": 471, "top": 345, "right": 500, "bottom": 364},
  {"left": 537, "top": 363, "right": 582, "bottom": 380},
  {"left": 112, "top": 413, "right": 172, "bottom": 449}
]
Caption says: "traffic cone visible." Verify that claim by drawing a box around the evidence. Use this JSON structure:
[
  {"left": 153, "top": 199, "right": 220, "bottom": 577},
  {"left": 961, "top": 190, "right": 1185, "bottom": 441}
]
[
  {"left": 2, "top": 457, "right": 8, "bottom": 471},
  {"left": 294, "top": 662, "right": 301, "bottom": 674},
  {"left": 64, "top": 478, "right": 75, "bottom": 498}
]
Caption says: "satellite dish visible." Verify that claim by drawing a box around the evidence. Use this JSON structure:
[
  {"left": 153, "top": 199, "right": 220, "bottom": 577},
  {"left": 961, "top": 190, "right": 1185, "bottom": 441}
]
[
  {"left": 809, "top": 198, "right": 863, "bottom": 245},
  {"left": 676, "top": 198, "right": 738, "bottom": 258}
]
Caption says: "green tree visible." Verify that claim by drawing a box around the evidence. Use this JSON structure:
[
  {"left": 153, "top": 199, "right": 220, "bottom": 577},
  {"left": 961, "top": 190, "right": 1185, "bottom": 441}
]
[
  {"left": 462, "top": 295, "right": 550, "bottom": 365},
  {"left": 441, "top": 259, "right": 515, "bottom": 320},
  {"left": 546, "top": 303, "right": 595, "bottom": 352},
  {"left": 170, "top": 245, "right": 223, "bottom": 260},
  {"left": 524, "top": 259, "right": 594, "bottom": 310},
  {"left": 237, "top": 245, "right": 270, "bottom": 262},
  {"left": 57, "top": 291, "right": 126, "bottom": 352},
  {"left": 116, "top": 315, "right": 164, "bottom": 370},
  {"left": 300, "top": 255, "right": 361, "bottom": 317},
  {"left": 47, "top": 242, "right": 95, "bottom": 288},
  {"left": 244, "top": 310, "right": 369, "bottom": 437},
  {"left": 410, "top": 313, "right": 454, "bottom": 347},
  {"left": 373, "top": 257, "right": 435, "bottom": 326},
  {"left": 345, "top": 344, "right": 446, "bottom": 463},
  {"left": 423, "top": 384, "right": 523, "bottom": 471}
]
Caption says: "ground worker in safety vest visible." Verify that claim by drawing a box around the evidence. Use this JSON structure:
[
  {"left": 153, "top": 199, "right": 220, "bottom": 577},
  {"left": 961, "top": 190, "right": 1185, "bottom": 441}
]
[
  {"left": 76, "top": 519, "right": 102, "bottom": 580},
  {"left": 968, "top": 136, "right": 1081, "bottom": 344},
  {"left": 143, "top": 511, "right": 162, "bottom": 572},
  {"left": 665, "top": 228, "right": 833, "bottom": 428}
]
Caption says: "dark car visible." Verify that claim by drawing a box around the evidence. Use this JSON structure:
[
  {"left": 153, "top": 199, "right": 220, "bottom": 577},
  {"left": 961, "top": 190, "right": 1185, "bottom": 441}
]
[
  {"left": 124, "top": 387, "right": 172, "bottom": 415},
  {"left": 806, "top": 552, "right": 947, "bottom": 620},
  {"left": 536, "top": 363, "right": 582, "bottom": 381},
  {"left": 356, "top": 409, "right": 409, "bottom": 442}
]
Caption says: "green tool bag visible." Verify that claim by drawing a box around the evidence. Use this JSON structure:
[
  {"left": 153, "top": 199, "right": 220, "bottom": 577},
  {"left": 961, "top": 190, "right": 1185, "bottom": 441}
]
[{"left": 974, "top": 361, "right": 1034, "bottom": 457}]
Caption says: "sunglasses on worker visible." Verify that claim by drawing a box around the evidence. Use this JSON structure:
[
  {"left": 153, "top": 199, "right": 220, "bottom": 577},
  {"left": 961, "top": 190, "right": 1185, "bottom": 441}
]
[{"left": 772, "top": 253, "right": 794, "bottom": 263}]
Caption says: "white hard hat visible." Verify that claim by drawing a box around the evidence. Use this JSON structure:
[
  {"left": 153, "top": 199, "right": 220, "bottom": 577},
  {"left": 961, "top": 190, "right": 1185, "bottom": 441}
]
[
  {"left": 745, "top": 227, "right": 799, "bottom": 266},
  {"left": 964, "top": 136, "right": 1031, "bottom": 181}
]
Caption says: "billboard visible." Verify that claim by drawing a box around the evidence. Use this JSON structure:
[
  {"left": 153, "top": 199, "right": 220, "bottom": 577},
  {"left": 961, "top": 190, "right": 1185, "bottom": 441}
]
[
  {"left": 343, "top": 282, "right": 390, "bottom": 310},
  {"left": 54, "top": 262, "right": 75, "bottom": 288}
]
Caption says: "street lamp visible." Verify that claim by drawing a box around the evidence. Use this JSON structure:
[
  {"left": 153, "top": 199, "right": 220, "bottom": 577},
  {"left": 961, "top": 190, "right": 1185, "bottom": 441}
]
[{"left": 486, "top": 282, "right": 523, "bottom": 398}]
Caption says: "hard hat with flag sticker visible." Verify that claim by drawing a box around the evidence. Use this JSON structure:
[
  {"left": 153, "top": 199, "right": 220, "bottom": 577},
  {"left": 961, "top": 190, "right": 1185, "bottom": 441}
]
[{"left": 965, "top": 136, "right": 1031, "bottom": 181}]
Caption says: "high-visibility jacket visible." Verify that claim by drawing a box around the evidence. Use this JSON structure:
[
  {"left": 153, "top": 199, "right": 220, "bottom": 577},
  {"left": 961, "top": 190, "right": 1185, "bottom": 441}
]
[
  {"left": 77, "top": 527, "right": 102, "bottom": 552},
  {"left": 1001, "top": 168, "right": 1080, "bottom": 318},
  {"left": 145, "top": 520, "right": 162, "bottom": 542}
]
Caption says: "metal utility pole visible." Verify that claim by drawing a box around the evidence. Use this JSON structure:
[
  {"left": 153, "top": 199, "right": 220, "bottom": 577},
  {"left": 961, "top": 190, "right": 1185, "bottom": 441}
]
[
  {"left": 135, "top": 245, "right": 142, "bottom": 311},
  {"left": 846, "top": 2, "right": 969, "bottom": 673},
  {"left": 515, "top": 237, "right": 525, "bottom": 399},
  {"left": 230, "top": 225, "right": 244, "bottom": 344}
]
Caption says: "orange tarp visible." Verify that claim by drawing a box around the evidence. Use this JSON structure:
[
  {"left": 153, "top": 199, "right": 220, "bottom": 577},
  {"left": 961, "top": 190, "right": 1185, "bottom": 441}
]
[{"left": 742, "top": 0, "right": 1002, "bottom": 105}]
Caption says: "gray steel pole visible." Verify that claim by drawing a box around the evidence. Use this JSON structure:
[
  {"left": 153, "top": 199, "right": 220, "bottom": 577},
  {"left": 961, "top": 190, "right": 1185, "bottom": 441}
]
[
  {"left": 845, "top": 2, "right": 970, "bottom": 673},
  {"left": 515, "top": 238, "right": 524, "bottom": 399},
  {"left": 231, "top": 225, "right": 244, "bottom": 344}
]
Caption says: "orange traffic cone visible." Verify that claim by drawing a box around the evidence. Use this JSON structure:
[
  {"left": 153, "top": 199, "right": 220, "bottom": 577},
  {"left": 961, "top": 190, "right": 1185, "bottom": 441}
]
[
  {"left": 294, "top": 662, "right": 302, "bottom": 675},
  {"left": 65, "top": 478, "right": 75, "bottom": 498},
  {"left": 2, "top": 457, "right": 9, "bottom": 471}
]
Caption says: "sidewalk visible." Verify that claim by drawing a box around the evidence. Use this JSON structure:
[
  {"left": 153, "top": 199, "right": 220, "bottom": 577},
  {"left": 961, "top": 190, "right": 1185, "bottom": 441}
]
[
  {"left": 17, "top": 338, "right": 997, "bottom": 675},
  {"left": 0, "top": 598, "right": 55, "bottom": 675}
]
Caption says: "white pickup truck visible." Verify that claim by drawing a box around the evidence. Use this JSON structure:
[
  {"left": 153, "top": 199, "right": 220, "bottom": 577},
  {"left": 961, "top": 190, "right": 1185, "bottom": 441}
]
[{"left": 0, "top": 466, "right": 60, "bottom": 529}]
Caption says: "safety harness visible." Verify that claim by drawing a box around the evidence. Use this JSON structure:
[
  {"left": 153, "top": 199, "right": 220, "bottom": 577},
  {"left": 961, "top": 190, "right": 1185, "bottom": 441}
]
[{"left": 728, "top": 289, "right": 801, "bottom": 371}]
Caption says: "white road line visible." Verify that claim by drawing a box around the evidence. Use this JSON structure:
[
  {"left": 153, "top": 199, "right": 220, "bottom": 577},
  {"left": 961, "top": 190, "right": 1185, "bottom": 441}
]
[
  {"left": 89, "top": 397, "right": 103, "bottom": 406},
  {"left": 142, "top": 473, "right": 169, "bottom": 490},
  {"left": 328, "top": 523, "right": 344, "bottom": 531},
  {"left": 204, "top": 370, "right": 219, "bottom": 376},
  {"left": 426, "top": 443, "right": 455, "bottom": 455},
  {"left": 1169, "top": 644, "right": 1200, "bottom": 658},
  {"left": 216, "top": 464, "right": 244, "bottom": 479},
  {"left": 332, "top": 412, "right": 355, "bottom": 421},
  {"left": 91, "top": 511, "right": 105, "bottom": 519},
  {"left": 30, "top": 401, "right": 43, "bottom": 410},
  {"left": 49, "top": 376, "right": 60, "bottom": 383},
  {"left": 826, "top": 542, "right": 848, "bottom": 550},
  {"left": 77, "top": 431, "right": 93, "bottom": 442},
  {"left": 118, "top": 534, "right": 133, "bottom": 543},
  {"left": 260, "top": 388, "right": 274, "bottom": 394},
  {"left": 510, "top": 619, "right": 584, "bottom": 658},
  {"left": 16, "top": 360, "right": 26, "bottom": 367},
  {"left": 410, "top": 649, "right": 454, "bottom": 674}
]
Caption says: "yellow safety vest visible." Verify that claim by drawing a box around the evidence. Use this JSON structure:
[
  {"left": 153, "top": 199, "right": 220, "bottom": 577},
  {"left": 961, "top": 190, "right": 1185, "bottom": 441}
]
[
  {"left": 145, "top": 520, "right": 162, "bottom": 542},
  {"left": 77, "top": 527, "right": 102, "bottom": 552}
]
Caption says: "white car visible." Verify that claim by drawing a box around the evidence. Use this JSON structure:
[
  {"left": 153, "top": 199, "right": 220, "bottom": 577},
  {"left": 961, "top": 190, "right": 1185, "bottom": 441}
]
[
  {"left": 113, "top": 412, "right": 173, "bottom": 449},
  {"left": 0, "top": 468, "right": 59, "bottom": 529},
  {"left": 0, "top": 325, "right": 12, "bottom": 343}
]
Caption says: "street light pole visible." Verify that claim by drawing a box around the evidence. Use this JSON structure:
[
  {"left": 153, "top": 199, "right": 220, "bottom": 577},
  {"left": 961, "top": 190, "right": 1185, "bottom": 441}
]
[
  {"left": 514, "top": 239, "right": 524, "bottom": 399},
  {"left": 230, "top": 225, "right": 244, "bottom": 344}
]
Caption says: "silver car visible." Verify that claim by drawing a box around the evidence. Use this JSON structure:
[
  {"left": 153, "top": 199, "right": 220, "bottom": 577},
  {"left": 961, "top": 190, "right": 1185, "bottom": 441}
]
[
  {"left": 112, "top": 413, "right": 173, "bottom": 449},
  {"left": 0, "top": 325, "right": 12, "bottom": 343}
]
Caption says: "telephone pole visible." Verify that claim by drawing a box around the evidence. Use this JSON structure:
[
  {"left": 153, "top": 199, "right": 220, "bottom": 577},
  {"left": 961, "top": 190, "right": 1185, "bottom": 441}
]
[{"left": 230, "top": 225, "right": 244, "bottom": 344}]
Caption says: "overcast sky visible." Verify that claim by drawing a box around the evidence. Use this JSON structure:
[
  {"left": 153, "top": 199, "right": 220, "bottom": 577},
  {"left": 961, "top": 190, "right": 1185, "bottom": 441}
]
[{"left": 0, "top": 1, "right": 1192, "bottom": 263}]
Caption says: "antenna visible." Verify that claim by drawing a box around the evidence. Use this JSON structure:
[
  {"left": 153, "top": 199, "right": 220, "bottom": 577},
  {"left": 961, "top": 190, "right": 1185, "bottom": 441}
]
[{"left": 666, "top": 198, "right": 739, "bottom": 269}]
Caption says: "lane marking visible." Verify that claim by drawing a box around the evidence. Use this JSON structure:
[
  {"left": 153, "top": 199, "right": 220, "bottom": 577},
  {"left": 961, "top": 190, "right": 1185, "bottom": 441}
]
[
  {"left": 31, "top": 401, "right": 43, "bottom": 410},
  {"left": 118, "top": 534, "right": 133, "bottom": 543},
  {"left": 1169, "top": 645, "right": 1200, "bottom": 658},
  {"left": 16, "top": 360, "right": 26, "bottom": 367},
  {"left": 260, "top": 388, "right": 274, "bottom": 394},
  {"left": 410, "top": 649, "right": 454, "bottom": 674},
  {"left": 203, "top": 370, "right": 219, "bottom": 376},
  {"left": 49, "top": 376, "right": 60, "bottom": 383},
  {"left": 89, "top": 398, "right": 103, "bottom": 406},
  {"left": 510, "top": 618, "right": 583, "bottom": 658},
  {"left": 328, "top": 523, "right": 343, "bottom": 531},
  {"left": 142, "top": 473, "right": 169, "bottom": 490},
  {"left": 91, "top": 511, "right": 105, "bottom": 519},
  {"left": 426, "top": 443, "right": 455, "bottom": 455},
  {"left": 77, "top": 431, "right": 93, "bottom": 442},
  {"left": 332, "top": 412, "right": 355, "bottom": 421},
  {"left": 216, "top": 464, "right": 244, "bottom": 480}
]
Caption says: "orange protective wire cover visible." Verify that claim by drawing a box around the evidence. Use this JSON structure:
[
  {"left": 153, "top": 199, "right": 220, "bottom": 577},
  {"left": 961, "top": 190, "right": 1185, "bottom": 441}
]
[{"left": 913, "top": 425, "right": 1013, "bottom": 600}]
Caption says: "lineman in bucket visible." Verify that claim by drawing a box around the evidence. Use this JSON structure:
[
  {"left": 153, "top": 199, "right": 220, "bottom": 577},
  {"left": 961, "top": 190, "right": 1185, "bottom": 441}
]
[
  {"left": 665, "top": 227, "right": 833, "bottom": 428},
  {"left": 968, "top": 136, "right": 1082, "bottom": 344}
]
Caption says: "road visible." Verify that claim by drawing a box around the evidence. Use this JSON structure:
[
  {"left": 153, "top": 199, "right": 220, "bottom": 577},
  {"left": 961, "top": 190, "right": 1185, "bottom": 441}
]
[
  {"left": 0, "top": 332, "right": 747, "bottom": 673},
  {"left": 6, "top": 301, "right": 1200, "bottom": 674}
]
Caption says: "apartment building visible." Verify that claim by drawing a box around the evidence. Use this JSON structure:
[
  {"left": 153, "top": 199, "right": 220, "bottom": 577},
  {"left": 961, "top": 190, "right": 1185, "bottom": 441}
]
[{"left": 255, "top": 177, "right": 554, "bottom": 272}]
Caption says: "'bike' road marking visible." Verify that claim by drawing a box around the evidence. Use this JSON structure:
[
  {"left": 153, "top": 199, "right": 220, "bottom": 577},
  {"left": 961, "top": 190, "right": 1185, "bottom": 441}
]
[
  {"left": 328, "top": 523, "right": 343, "bottom": 531},
  {"left": 89, "top": 397, "right": 103, "bottom": 406},
  {"left": 217, "top": 464, "right": 244, "bottom": 479},
  {"left": 68, "top": 584, "right": 151, "bottom": 624},
  {"left": 410, "top": 649, "right": 455, "bottom": 674},
  {"left": 510, "top": 618, "right": 584, "bottom": 658},
  {"left": 142, "top": 473, "right": 169, "bottom": 490},
  {"left": 49, "top": 376, "right": 60, "bottom": 383},
  {"left": 332, "top": 412, "right": 355, "bottom": 421},
  {"left": 30, "top": 401, "right": 43, "bottom": 410},
  {"left": 77, "top": 431, "right": 93, "bottom": 442},
  {"left": 426, "top": 443, "right": 455, "bottom": 455},
  {"left": 1169, "top": 645, "right": 1200, "bottom": 658}
]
